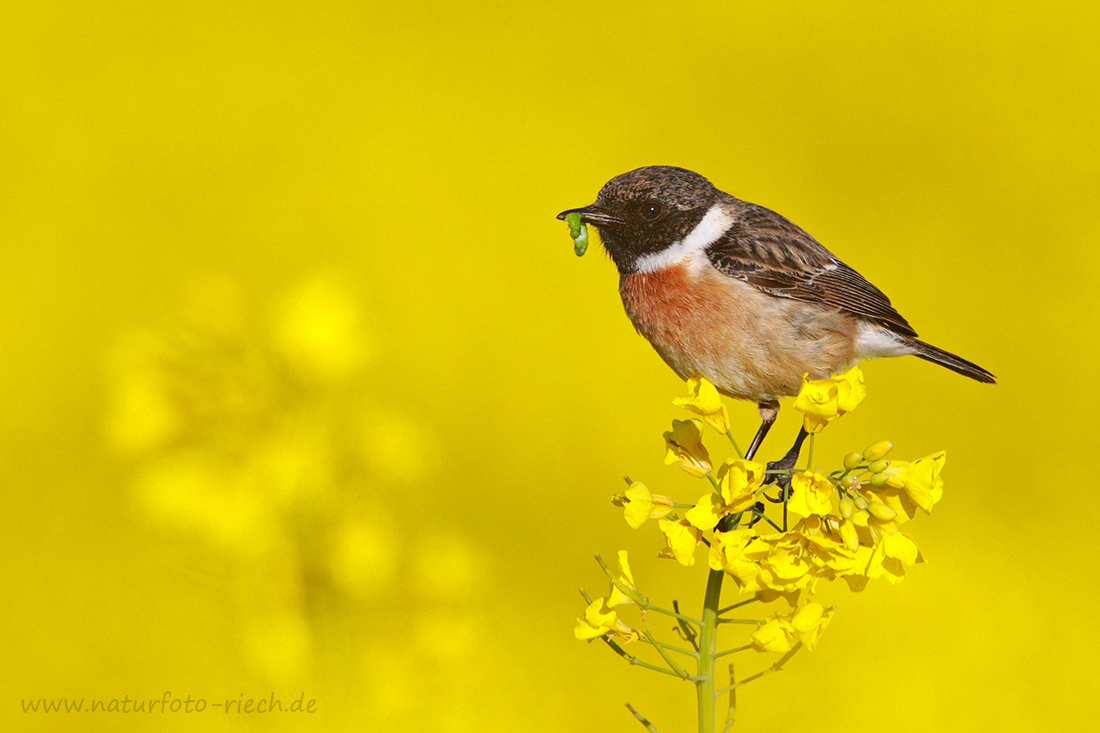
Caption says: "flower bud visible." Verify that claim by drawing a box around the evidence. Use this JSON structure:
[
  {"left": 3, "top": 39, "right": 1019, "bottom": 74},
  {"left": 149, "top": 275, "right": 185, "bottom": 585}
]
[
  {"left": 868, "top": 459, "right": 890, "bottom": 474},
  {"left": 842, "top": 452, "right": 862, "bottom": 470},
  {"left": 867, "top": 501, "right": 897, "bottom": 521},
  {"left": 838, "top": 496, "right": 855, "bottom": 518},
  {"left": 840, "top": 520, "right": 860, "bottom": 551},
  {"left": 869, "top": 472, "right": 889, "bottom": 486},
  {"left": 863, "top": 440, "right": 894, "bottom": 462},
  {"left": 839, "top": 474, "right": 857, "bottom": 489},
  {"left": 851, "top": 492, "right": 869, "bottom": 510}
]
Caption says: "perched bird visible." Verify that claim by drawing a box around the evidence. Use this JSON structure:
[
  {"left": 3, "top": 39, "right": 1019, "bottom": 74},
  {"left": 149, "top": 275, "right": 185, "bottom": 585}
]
[{"left": 557, "top": 165, "right": 994, "bottom": 466}]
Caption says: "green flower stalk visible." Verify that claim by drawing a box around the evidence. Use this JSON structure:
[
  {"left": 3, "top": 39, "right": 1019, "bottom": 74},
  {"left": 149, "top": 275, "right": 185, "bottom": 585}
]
[{"left": 576, "top": 368, "right": 947, "bottom": 731}]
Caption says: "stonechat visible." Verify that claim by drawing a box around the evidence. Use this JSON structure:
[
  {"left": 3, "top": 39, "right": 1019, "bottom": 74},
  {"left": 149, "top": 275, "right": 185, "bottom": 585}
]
[{"left": 558, "top": 165, "right": 994, "bottom": 465}]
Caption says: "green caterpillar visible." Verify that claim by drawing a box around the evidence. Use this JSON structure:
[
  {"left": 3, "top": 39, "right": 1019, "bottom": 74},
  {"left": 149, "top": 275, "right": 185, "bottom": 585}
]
[{"left": 564, "top": 211, "right": 589, "bottom": 257}]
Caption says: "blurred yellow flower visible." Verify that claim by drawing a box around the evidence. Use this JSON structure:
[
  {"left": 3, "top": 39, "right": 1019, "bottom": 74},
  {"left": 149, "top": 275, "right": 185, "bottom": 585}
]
[
  {"left": 612, "top": 482, "right": 674, "bottom": 529},
  {"left": 792, "top": 366, "right": 867, "bottom": 433},
  {"left": 787, "top": 470, "right": 835, "bottom": 517},
  {"left": 107, "top": 277, "right": 450, "bottom": 693},
  {"left": 273, "top": 276, "right": 371, "bottom": 383},
  {"left": 673, "top": 377, "right": 731, "bottom": 434},
  {"left": 330, "top": 515, "right": 400, "bottom": 600},
  {"left": 663, "top": 419, "right": 712, "bottom": 477}
]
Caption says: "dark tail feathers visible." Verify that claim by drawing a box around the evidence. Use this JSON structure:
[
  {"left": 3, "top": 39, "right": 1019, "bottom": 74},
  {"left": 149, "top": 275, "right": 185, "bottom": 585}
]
[{"left": 905, "top": 339, "right": 996, "bottom": 384}]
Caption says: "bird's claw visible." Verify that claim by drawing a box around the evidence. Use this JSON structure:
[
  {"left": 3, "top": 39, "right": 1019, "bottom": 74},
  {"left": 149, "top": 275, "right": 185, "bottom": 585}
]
[{"left": 763, "top": 452, "right": 799, "bottom": 484}]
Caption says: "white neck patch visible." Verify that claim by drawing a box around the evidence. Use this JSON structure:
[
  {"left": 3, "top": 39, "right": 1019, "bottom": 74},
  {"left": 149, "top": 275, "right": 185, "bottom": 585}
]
[{"left": 633, "top": 202, "right": 734, "bottom": 275}]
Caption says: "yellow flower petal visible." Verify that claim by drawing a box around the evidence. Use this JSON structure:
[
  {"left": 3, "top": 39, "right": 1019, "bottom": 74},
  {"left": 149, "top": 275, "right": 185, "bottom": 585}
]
[
  {"left": 787, "top": 470, "right": 834, "bottom": 517},
  {"left": 792, "top": 366, "right": 866, "bottom": 434},
  {"left": 621, "top": 482, "right": 654, "bottom": 529},
  {"left": 717, "top": 459, "right": 766, "bottom": 511},
  {"left": 673, "top": 377, "right": 732, "bottom": 434},
  {"left": 658, "top": 518, "right": 701, "bottom": 566},
  {"left": 883, "top": 532, "right": 920, "bottom": 566},
  {"left": 663, "top": 419, "right": 712, "bottom": 477},
  {"left": 833, "top": 367, "right": 867, "bottom": 412},
  {"left": 896, "top": 451, "right": 946, "bottom": 512},
  {"left": 685, "top": 493, "right": 724, "bottom": 531},
  {"left": 790, "top": 601, "right": 834, "bottom": 650},
  {"left": 575, "top": 598, "right": 617, "bottom": 640},
  {"left": 608, "top": 550, "right": 637, "bottom": 607},
  {"left": 751, "top": 617, "right": 795, "bottom": 653}
]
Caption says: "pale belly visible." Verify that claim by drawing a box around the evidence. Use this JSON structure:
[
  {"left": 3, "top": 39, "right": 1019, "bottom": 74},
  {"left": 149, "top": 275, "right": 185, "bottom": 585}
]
[{"left": 619, "top": 265, "right": 858, "bottom": 402}]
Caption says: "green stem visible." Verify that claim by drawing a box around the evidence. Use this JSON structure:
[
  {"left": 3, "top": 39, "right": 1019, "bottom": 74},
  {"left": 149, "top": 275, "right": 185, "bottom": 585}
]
[
  {"left": 696, "top": 569, "right": 724, "bottom": 733},
  {"left": 717, "top": 595, "right": 760, "bottom": 615},
  {"left": 725, "top": 431, "right": 744, "bottom": 459},
  {"left": 641, "top": 636, "right": 699, "bottom": 658},
  {"left": 643, "top": 629, "right": 691, "bottom": 679},
  {"left": 626, "top": 703, "right": 661, "bottom": 733},
  {"left": 713, "top": 644, "right": 751, "bottom": 659},
  {"left": 602, "top": 638, "right": 694, "bottom": 679}
]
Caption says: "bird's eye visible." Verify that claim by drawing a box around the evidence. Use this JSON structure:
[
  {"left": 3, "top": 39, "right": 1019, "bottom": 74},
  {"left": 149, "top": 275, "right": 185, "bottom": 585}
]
[{"left": 640, "top": 202, "right": 663, "bottom": 221}]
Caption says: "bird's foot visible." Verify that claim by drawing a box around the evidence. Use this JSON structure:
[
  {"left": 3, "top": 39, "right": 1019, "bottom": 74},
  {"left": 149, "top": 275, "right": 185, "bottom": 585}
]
[{"left": 762, "top": 450, "right": 801, "bottom": 502}]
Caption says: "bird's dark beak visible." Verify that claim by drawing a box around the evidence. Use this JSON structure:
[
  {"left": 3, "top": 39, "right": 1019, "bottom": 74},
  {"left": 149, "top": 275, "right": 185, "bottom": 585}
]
[{"left": 556, "top": 204, "right": 622, "bottom": 226}]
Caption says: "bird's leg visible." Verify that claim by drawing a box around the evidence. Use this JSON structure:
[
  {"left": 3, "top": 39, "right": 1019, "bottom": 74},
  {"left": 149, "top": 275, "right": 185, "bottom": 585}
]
[
  {"left": 763, "top": 427, "right": 810, "bottom": 496},
  {"left": 744, "top": 400, "right": 779, "bottom": 461}
]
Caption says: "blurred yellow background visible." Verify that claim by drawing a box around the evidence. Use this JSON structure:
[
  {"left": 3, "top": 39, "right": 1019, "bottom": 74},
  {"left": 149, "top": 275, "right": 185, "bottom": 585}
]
[{"left": 3, "top": 1, "right": 1097, "bottom": 731}]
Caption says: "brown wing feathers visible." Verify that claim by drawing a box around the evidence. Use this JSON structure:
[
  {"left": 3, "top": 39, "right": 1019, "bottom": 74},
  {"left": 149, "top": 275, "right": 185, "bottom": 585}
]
[{"left": 706, "top": 203, "right": 918, "bottom": 338}]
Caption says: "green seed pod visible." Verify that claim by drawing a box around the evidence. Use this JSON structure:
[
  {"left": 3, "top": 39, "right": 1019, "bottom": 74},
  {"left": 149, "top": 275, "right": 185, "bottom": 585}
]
[
  {"left": 868, "top": 459, "right": 890, "bottom": 474},
  {"left": 863, "top": 440, "right": 894, "bottom": 462},
  {"left": 843, "top": 452, "right": 862, "bottom": 470}
]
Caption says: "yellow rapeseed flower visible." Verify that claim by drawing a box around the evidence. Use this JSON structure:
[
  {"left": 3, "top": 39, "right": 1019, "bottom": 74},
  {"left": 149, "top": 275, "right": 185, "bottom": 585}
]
[
  {"left": 716, "top": 459, "right": 766, "bottom": 513},
  {"left": 750, "top": 600, "right": 834, "bottom": 653},
  {"left": 789, "top": 600, "right": 834, "bottom": 650},
  {"left": 612, "top": 481, "right": 674, "bottom": 529},
  {"left": 750, "top": 615, "right": 797, "bottom": 653},
  {"left": 673, "top": 377, "right": 732, "bottom": 434},
  {"left": 709, "top": 529, "right": 764, "bottom": 592},
  {"left": 685, "top": 493, "right": 725, "bottom": 531},
  {"left": 663, "top": 419, "right": 712, "bottom": 477},
  {"left": 607, "top": 550, "right": 637, "bottom": 608},
  {"left": 893, "top": 450, "right": 946, "bottom": 513},
  {"left": 787, "top": 470, "right": 835, "bottom": 517},
  {"left": 658, "top": 518, "right": 702, "bottom": 566},
  {"left": 792, "top": 366, "right": 867, "bottom": 433},
  {"left": 574, "top": 597, "right": 639, "bottom": 642},
  {"left": 574, "top": 598, "right": 617, "bottom": 640}
]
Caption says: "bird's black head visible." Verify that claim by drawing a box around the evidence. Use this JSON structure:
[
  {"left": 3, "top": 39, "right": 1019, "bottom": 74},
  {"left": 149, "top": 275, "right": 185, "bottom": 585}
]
[{"left": 557, "top": 166, "right": 720, "bottom": 274}]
